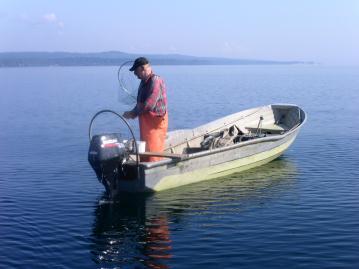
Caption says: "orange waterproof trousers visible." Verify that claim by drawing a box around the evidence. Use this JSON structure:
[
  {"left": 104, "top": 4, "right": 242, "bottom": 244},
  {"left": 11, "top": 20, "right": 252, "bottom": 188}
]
[{"left": 139, "top": 112, "right": 168, "bottom": 162}]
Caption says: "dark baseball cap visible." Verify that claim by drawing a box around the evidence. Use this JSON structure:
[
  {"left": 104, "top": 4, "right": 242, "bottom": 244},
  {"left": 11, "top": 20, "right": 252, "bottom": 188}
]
[{"left": 129, "top": 57, "right": 149, "bottom": 71}]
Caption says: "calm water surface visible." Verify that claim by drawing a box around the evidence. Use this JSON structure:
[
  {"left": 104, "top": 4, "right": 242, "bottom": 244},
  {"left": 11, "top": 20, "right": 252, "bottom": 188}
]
[{"left": 0, "top": 65, "right": 359, "bottom": 268}]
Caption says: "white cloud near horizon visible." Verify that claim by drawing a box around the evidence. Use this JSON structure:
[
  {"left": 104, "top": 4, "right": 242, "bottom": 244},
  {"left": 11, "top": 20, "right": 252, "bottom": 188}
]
[
  {"left": 220, "top": 41, "right": 249, "bottom": 58},
  {"left": 42, "top": 13, "right": 64, "bottom": 29},
  {"left": 43, "top": 13, "right": 56, "bottom": 22}
]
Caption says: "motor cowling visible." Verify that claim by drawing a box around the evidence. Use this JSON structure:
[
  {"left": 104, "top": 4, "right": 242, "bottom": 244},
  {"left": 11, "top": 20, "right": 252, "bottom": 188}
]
[
  {"left": 88, "top": 133, "right": 129, "bottom": 187},
  {"left": 88, "top": 134, "right": 127, "bottom": 162}
]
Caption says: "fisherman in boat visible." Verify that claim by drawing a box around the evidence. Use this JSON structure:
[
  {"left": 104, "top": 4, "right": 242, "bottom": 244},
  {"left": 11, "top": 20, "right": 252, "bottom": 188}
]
[{"left": 123, "top": 57, "right": 168, "bottom": 162}]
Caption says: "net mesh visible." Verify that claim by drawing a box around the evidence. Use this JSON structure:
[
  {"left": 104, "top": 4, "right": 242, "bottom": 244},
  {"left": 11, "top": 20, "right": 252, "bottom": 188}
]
[{"left": 117, "top": 61, "right": 139, "bottom": 105}]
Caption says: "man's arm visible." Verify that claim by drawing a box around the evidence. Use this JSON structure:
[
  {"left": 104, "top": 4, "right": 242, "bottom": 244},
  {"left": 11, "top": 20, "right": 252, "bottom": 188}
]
[{"left": 123, "top": 110, "right": 136, "bottom": 119}]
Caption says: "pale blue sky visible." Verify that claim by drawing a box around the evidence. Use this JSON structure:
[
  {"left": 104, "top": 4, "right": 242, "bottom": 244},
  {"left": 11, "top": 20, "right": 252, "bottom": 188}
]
[{"left": 1, "top": 0, "right": 358, "bottom": 65}]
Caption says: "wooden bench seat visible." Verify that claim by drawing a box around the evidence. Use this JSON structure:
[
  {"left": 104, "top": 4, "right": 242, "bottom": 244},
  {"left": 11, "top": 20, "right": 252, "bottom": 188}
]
[{"left": 245, "top": 124, "right": 288, "bottom": 134}]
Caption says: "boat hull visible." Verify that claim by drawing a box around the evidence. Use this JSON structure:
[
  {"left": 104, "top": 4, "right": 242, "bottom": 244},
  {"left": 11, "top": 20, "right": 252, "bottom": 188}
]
[
  {"left": 151, "top": 133, "right": 297, "bottom": 191},
  {"left": 114, "top": 128, "right": 299, "bottom": 194}
]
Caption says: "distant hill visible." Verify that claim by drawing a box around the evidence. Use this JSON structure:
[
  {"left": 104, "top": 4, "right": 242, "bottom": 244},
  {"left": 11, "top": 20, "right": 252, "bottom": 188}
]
[{"left": 0, "top": 51, "right": 313, "bottom": 67}]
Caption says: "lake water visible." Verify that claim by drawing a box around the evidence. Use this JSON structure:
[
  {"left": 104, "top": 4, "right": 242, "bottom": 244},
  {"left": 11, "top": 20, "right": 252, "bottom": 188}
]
[{"left": 0, "top": 65, "right": 359, "bottom": 268}]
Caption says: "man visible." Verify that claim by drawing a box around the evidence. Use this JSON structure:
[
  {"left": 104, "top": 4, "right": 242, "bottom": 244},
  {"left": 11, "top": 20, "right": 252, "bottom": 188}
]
[{"left": 123, "top": 57, "right": 168, "bottom": 162}]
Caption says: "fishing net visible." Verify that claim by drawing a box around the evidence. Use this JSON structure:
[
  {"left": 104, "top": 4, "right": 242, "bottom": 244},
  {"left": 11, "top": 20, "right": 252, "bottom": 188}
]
[{"left": 117, "top": 60, "right": 138, "bottom": 105}]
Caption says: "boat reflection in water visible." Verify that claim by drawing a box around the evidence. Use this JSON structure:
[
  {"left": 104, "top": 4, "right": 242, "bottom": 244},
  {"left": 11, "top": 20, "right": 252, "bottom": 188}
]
[
  {"left": 91, "top": 195, "right": 172, "bottom": 268},
  {"left": 90, "top": 157, "right": 297, "bottom": 268}
]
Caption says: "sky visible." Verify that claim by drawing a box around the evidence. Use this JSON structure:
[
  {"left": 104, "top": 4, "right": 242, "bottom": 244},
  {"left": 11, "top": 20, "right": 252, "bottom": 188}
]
[{"left": 0, "top": 0, "right": 358, "bottom": 65}]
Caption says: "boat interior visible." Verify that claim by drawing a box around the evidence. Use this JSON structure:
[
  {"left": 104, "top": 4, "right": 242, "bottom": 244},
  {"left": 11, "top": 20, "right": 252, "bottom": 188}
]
[{"left": 164, "top": 104, "right": 304, "bottom": 155}]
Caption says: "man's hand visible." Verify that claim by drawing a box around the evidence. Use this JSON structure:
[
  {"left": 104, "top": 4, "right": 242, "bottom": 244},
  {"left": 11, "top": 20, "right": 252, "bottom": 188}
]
[{"left": 123, "top": 111, "right": 136, "bottom": 119}]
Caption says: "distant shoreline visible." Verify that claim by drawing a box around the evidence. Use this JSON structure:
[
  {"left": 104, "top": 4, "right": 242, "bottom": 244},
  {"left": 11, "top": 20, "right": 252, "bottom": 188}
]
[{"left": 0, "top": 51, "right": 314, "bottom": 67}]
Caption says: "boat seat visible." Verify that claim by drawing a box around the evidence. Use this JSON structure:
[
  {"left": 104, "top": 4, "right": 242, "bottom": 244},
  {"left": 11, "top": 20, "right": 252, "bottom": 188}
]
[{"left": 245, "top": 123, "right": 288, "bottom": 134}]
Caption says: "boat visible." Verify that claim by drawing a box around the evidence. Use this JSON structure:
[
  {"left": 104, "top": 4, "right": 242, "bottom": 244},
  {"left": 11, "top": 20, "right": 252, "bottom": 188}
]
[{"left": 88, "top": 104, "right": 306, "bottom": 197}]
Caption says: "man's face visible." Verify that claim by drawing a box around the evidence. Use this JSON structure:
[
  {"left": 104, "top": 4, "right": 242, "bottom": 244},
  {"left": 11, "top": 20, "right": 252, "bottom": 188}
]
[{"left": 134, "top": 66, "right": 146, "bottom": 80}]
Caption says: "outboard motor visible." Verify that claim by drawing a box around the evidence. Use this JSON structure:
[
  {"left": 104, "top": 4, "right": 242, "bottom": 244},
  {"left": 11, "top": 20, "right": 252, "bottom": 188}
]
[
  {"left": 88, "top": 110, "right": 140, "bottom": 197},
  {"left": 88, "top": 133, "right": 129, "bottom": 192}
]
